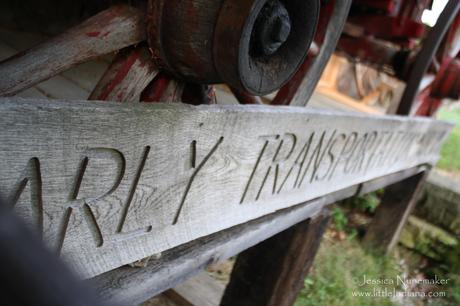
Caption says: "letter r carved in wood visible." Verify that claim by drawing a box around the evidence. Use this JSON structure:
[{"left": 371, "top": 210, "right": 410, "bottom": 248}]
[{"left": 57, "top": 148, "right": 126, "bottom": 252}]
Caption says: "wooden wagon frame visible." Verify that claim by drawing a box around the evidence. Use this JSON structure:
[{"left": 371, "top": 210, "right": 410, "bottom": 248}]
[{"left": 0, "top": 1, "right": 457, "bottom": 305}]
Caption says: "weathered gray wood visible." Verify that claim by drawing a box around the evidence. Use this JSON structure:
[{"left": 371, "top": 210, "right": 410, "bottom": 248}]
[
  {"left": 91, "top": 167, "right": 420, "bottom": 305},
  {"left": 0, "top": 31, "right": 108, "bottom": 100},
  {"left": 357, "top": 166, "right": 427, "bottom": 196},
  {"left": 0, "top": 98, "right": 452, "bottom": 278},
  {"left": 0, "top": 27, "right": 112, "bottom": 94},
  {"left": 92, "top": 190, "right": 345, "bottom": 305},
  {"left": 0, "top": 5, "right": 145, "bottom": 96},
  {"left": 220, "top": 209, "right": 330, "bottom": 306}
]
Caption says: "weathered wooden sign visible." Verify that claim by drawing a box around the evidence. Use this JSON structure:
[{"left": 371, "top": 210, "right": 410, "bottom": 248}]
[{"left": 0, "top": 98, "right": 452, "bottom": 277}]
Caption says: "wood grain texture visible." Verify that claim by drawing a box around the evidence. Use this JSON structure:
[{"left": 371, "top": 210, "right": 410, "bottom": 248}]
[
  {"left": 0, "top": 98, "right": 452, "bottom": 278},
  {"left": 92, "top": 166, "right": 422, "bottom": 305},
  {"left": 0, "top": 5, "right": 145, "bottom": 97},
  {"left": 89, "top": 45, "right": 158, "bottom": 102},
  {"left": 0, "top": 38, "right": 95, "bottom": 100},
  {"left": 220, "top": 209, "right": 330, "bottom": 306}
]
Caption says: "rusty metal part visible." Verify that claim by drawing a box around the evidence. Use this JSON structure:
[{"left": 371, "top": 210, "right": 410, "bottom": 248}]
[
  {"left": 147, "top": 0, "right": 320, "bottom": 95},
  {"left": 397, "top": 0, "right": 460, "bottom": 115}
]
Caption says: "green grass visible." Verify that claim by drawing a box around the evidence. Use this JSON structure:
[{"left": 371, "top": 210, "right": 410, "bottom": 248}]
[
  {"left": 295, "top": 237, "right": 400, "bottom": 306},
  {"left": 295, "top": 200, "right": 460, "bottom": 306},
  {"left": 437, "top": 107, "right": 460, "bottom": 173}
]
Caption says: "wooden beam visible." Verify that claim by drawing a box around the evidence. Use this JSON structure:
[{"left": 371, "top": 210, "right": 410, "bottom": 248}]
[
  {"left": 0, "top": 5, "right": 145, "bottom": 97},
  {"left": 363, "top": 171, "right": 428, "bottom": 253},
  {"left": 92, "top": 189, "right": 344, "bottom": 305},
  {"left": 220, "top": 208, "right": 330, "bottom": 306},
  {"left": 92, "top": 166, "right": 423, "bottom": 305},
  {"left": 0, "top": 98, "right": 451, "bottom": 277}
]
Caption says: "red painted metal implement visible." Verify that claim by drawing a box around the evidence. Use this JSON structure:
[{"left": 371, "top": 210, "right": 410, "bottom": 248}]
[{"left": 337, "top": 0, "right": 460, "bottom": 117}]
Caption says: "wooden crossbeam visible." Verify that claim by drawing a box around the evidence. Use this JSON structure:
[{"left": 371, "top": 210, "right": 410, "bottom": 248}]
[
  {"left": 0, "top": 98, "right": 452, "bottom": 278},
  {"left": 93, "top": 166, "right": 423, "bottom": 305}
]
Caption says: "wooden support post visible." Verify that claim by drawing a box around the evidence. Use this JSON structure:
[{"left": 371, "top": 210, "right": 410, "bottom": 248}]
[
  {"left": 220, "top": 208, "right": 331, "bottom": 306},
  {"left": 363, "top": 171, "right": 427, "bottom": 254}
]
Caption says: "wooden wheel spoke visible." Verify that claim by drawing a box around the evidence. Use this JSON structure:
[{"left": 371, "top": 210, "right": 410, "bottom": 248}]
[
  {"left": 231, "top": 88, "right": 263, "bottom": 105},
  {"left": 141, "top": 73, "right": 185, "bottom": 103},
  {"left": 0, "top": 5, "right": 146, "bottom": 97},
  {"left": 90, "top": 45, "right": 158, "bottom": 103}
]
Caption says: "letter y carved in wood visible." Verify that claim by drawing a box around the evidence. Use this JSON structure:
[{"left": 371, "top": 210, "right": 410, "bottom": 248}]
[{"left": 173, "top": 137, "right": 224, "bottom": 225}]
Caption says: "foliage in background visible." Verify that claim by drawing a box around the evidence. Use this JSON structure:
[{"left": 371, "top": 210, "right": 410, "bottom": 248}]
[
  {"left": 304, "top": 191, "right": 460, "bottom": 306},
  {"left": 295, "top": 238, "right": 400, "bottom": 306},
  {"left": 331, "top": 191, "right": 383, "bottom": 240},
  {"left": 331, "top": 206, "right": 348, "bottom": 232},
  {"left": 294, "top": 106, "right": 460, "bottom": 305},
  {"left": 437, "top": 106, "right": 460, "bottom": 173},
  {"left": 344, "top": 191, "right": 383, "bottom": 214}
]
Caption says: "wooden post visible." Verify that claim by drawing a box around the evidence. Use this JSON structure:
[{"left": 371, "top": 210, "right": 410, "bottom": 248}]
[
  {"left": 220, "top": 208, "right": 331, "bottom": 306},
  {"left": 363, "top": 171, "right": 427, "bottom": 254}
]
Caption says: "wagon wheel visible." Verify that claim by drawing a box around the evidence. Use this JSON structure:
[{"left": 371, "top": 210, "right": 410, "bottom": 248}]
[
  {"left": 0, "top": 0, "right": 351, "bottom": 107},
  {"left": 271, "top": 0, "right": 353, "bottom": 106},
  {"left": 224, "top": 0, "right": 353, "bottom": 106},
  {"left": 397, "top": 0, "right": 460, "bottom": 116},
  {"left": 145, "top": 0, "right": 352, "bottom": 106}
]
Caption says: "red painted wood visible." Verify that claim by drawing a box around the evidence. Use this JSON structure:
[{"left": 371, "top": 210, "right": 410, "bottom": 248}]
[
  {"left": 0, "top": 5, "right": 146, "bottom": 97},
  {"left": 89, "top": 45, "right": 158, "bottom": 103}
]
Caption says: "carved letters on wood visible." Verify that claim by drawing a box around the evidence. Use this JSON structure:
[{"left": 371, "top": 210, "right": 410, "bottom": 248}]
[{"left": 0, "top": 98, "right": 452, "bottom": 277}]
